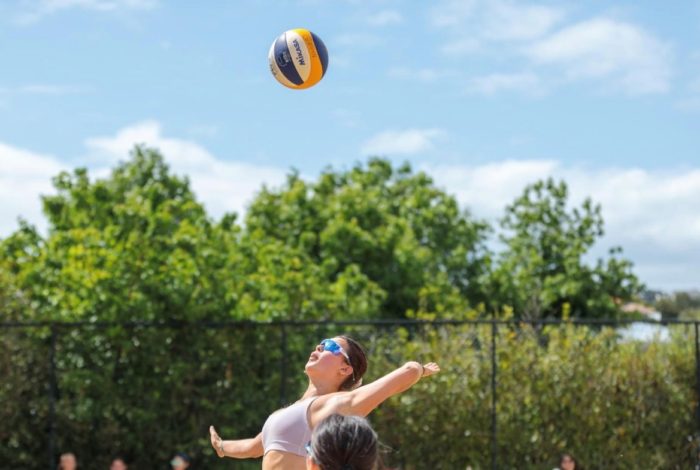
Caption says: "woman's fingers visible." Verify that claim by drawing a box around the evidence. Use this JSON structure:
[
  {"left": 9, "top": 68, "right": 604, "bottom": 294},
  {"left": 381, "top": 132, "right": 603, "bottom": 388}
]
[
  {"left": 209, "top": 425, "right": 224, "bottom": 457},
  {"left": 422, "top": 362, "right": 440, "bottom": 376}
]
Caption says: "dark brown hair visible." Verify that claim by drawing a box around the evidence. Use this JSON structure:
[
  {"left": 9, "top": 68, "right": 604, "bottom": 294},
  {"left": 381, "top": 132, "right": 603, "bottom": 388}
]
[
  {"left": 309, "top": 414, "right": 378, "bottom": 470},
  {"left": 338, "top": 335, "right": 368, "bottom": 391}
]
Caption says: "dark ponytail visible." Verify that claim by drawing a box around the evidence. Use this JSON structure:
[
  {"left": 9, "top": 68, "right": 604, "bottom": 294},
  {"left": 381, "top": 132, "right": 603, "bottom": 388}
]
[
  {"left": 309, "top": 414, "right": 378, "bottom": 470},
  {"left": 338, "top": 335, "right": 368, "bottom": 391}
]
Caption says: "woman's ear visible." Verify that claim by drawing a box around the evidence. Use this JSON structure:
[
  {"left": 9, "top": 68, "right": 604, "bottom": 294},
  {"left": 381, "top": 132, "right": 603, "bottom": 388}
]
[{"left": 339, "top": 364, "right": 353, "bottom": 378}]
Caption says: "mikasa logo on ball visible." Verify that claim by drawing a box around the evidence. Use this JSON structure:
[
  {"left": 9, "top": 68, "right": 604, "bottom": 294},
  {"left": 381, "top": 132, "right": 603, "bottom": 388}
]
[{"left": 292, "top": 39, "right": 306, "bottom": 66}]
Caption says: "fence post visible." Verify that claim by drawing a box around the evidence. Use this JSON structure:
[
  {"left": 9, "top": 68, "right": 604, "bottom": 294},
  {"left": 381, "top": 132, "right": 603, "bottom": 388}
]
[
  {"left": 48, "top": 323, "right": 58, "bottom": 470},
  {"left": 491, "top": 320, "right": 498, "bottom": 470},
  {"left": 695, "top": 322, "right": 700, "bottom": 468},
  {"left": 279, "top": 323, "right": 288, "bottom": 407}
]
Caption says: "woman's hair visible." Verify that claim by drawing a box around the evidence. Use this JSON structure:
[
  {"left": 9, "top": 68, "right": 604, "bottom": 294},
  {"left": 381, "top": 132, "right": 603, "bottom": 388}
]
[
  {"left": 309, "top": 414, "right": 378, "bottom": 470},
  {"left": 338, "top": 335, "right": 368, "bottom": 391}
]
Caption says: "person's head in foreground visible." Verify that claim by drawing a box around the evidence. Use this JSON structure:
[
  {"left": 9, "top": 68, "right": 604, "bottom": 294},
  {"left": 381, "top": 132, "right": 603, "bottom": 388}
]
[
  {"left": 305, "top": 336, "right": 368, "bottom": 392},
  {"left": 560, "top": 452, "right": 579, "bottom": 470},
  {"left": 306, "top": 414, "right": 379, "bottom": 470},
  {"left": 170, "top": 452, "right": 190, "bottom": 469},
  {"left": 109, "top": 456, "right": 128, "bottom": 470},
  {"left": 57, "top": 452, "right": 77, "bottom": 470}
]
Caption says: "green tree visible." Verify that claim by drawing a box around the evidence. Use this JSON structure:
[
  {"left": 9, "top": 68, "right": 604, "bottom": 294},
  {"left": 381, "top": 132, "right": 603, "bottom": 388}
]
[
  {"left": 488, "top": 178, "right": 641, "bottom": 319},
  {"left": 656, "top": 290, "right": 700, "bottom": 320},
  {"left": 243, "top": 158, "right": 491, "bottom": 319},
  {"left": 3, "top": 147, "right": 237, "bottom": 322}
]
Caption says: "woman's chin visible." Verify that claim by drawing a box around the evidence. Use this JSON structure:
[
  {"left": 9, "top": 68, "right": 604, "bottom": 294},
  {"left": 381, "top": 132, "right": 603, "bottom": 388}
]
[{"left": 305, "top": 360, "right": 324, "bottom": 375}]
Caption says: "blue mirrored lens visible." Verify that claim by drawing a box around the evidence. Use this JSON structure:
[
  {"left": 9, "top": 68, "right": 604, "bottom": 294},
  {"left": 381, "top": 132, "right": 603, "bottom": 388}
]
[{"left": 321, "top": 339, "right": 341, "bottom": 354}]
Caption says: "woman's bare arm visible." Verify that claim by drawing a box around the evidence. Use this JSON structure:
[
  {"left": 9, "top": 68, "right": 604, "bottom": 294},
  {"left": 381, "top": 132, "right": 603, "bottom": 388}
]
[
  {"left": 310, "top": 361, "right": 440, "bottom": 426},
  {"left": 209, "top": 426, "right": 264, "bottom": 459}
]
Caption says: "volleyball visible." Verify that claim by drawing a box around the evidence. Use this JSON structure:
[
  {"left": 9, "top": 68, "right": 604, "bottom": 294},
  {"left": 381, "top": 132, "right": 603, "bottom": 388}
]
[{"left": 268, "top": 29, "right": 328, "bottom": 89}]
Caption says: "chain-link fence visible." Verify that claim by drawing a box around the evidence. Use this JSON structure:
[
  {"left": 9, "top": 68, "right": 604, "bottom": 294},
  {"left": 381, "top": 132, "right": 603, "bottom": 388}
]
[{"left": 1, "top": 319, "right": 698, "bottom": 469}]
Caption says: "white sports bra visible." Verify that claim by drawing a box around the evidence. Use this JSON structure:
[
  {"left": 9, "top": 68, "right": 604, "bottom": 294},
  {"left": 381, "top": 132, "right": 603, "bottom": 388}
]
[{"left": 261, "top": 397, "right": 318, "bottom": 456}]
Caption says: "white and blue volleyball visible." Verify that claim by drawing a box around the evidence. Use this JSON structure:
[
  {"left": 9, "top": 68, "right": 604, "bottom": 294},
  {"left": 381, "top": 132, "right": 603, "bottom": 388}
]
[{"left": 268, "top": 29, "right": 329, "bottom": 89}]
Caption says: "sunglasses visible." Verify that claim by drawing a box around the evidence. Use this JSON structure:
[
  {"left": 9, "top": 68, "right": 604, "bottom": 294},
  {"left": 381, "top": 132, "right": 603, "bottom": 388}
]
[
  {"left": 305, "top": 442, "right": 315, "bottom": 460},
  {"left": 318, "top": 338, "right": 351, "bottom": 364}
]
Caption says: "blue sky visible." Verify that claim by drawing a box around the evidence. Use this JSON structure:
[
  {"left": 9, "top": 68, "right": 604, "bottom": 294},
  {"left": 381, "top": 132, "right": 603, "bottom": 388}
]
[{"left": 1, "top": 0, "right": 699, "bottom": 291}]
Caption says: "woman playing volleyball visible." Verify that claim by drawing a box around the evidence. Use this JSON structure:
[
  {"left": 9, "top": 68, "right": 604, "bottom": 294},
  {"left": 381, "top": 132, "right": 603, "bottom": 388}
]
[{"left": 209, "top": 335, "right": 439, "bottom": 470}]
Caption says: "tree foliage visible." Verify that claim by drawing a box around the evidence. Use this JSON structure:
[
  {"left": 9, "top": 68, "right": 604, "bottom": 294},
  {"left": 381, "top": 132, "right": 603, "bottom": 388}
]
[
  {"left": 488, "top": 178, "right": 641, "bottom": 319},
  {"left": 656, "top": 291, "right": 700, "bottom": 320},
  {"left": 243, "top": 159, "right": 491, "bottom": 319},
  {"left": 1, "top": 150, "right": 641, "bottom": 322}
]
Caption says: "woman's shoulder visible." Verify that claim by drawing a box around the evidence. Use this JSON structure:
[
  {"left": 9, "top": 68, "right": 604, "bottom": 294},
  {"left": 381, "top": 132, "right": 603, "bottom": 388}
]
[{"left": 308, "top": 391, "right": 352, "bottom": 422}]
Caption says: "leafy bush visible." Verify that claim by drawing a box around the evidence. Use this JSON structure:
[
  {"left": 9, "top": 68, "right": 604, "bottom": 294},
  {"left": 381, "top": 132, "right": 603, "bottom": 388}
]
[{"left": 1, "top": 322, "right": 695, "bottom": 469}]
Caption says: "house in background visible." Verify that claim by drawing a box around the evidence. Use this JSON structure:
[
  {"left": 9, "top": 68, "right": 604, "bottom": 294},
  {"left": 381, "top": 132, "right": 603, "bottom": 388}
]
[
  {"left": 619, "top": 302, "right": 667, "bottom": 342},
  {"left": 621, "top": 302, "right": 662, "bottom": 321}
]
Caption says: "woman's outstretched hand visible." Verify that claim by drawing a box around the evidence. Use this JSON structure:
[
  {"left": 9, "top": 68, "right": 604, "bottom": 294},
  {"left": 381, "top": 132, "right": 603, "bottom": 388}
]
[
  {"left": 209, "top": 425, "right": 225, "bottom": 458},
  {"left": 422, "top": 362, "right": 440, "bottom": 378}
]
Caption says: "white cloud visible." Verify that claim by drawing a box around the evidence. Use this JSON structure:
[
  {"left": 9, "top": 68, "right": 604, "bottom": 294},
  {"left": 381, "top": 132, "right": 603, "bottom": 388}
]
[
  {"left": 367, "top": 10, "right": 402, "bottom": 27},
  {"left": 526, "top": 18, "right": 672, "bottom": 94},
  {"left": 466, "top": 72, "right": 543, "bottom": 95},
  {"left": 0, "top": 121, "right": 288, "bottom": 236},
  {"left": 332, "top": 33, "right": 383, "bottom": 48},
  {"left": 430, "top": 2, "right": 673, "bottom": 95},
  {"left": 85, "top": 121, "right": 288, "bottom": 219},
  {"left": 691, "top": 76, "right": 700, "bottom": 93},
  {"left": 0, "top": 144, "right": 67, "bottom": 235},
  {"left": 427, "top": 159, "right": 559, "bottom": 217},
  {"left": 429, "top": 0, "right": 478, "bottom": 28},
  {"left": 361, "top": 129, "right": 446, "bottom": 156},
  {"left": 431, "top": 0, "right": 563, "bottom": 44},
  {"left": 330, "top": 55, "right": 351, "bottom": 69},
  {"left": 675, "top": 96, "right": 700, "bottom": 112},
  {"left": 440, "top": 38, "right": 481, "bottom": 57},
  {"left": 187, "top": 124, "right": 219, "bottom": 138},
  {"left": 675, "top": 55, "right": 700, "bottom": 110},
  {"left": 0, "top": 84, "right": 88, "bottom": 96},
  {"left": 387, "top": 67, "right": 451, "bottom": 82},
  {"left": 482, "top": 1, "right": 564, "bottom": 41},
  {"left": 428, "top": 160, "right": 700, "bottom": 290},
  {"left": 429, "top": 0, "right": 564, "bottom": 40},
  {"left": 18, "top": 84, "right": 87, "bottom": 95},
  {"left": 15, "top": 0, "right": 157, "bottom": 24},
  {"left": 331, "top": 108, "right": 361, "bottom": 128}
]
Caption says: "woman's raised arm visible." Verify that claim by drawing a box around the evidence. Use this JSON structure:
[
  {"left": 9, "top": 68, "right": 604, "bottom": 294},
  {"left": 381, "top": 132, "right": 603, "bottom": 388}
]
[
  {"left": 311, "top": 361, "right": 439, "bottom": 423},
  {"left": 209, "top": 426, "right": 264, "bottom": 459}
]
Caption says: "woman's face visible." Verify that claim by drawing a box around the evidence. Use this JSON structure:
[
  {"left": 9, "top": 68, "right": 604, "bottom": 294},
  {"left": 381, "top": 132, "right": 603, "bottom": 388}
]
[
  {"left": 110, "top": 459, "right": 127, "bottom": 470},
  {"left": 60, "top": 454, "right": 77, "bottom": 470},
  {"left": 305, "top": 337, "right": 352, "bottom": 380},
  {"left": 170, "top": 456, "right": 189, "bottom": 470},
  {"left": 560, "top": 455, "right": 575, "bottom": 470}
]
